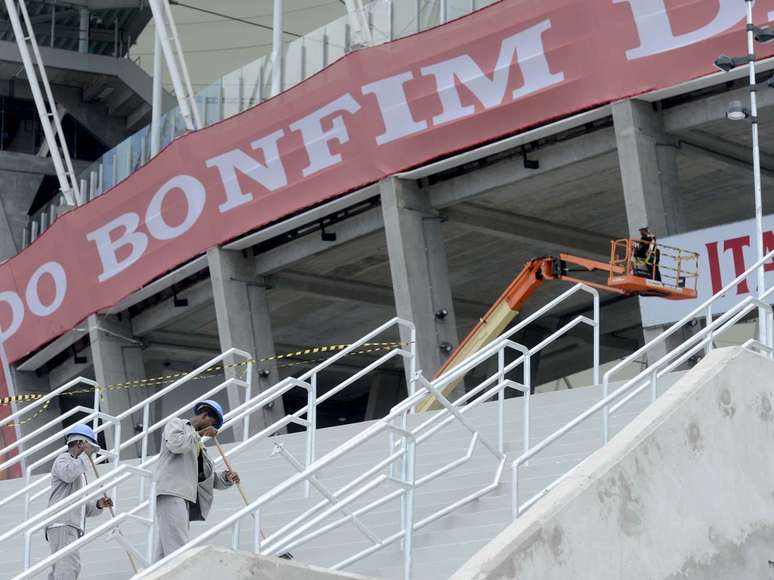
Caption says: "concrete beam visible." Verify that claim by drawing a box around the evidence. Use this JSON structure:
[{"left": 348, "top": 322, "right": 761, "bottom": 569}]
[
  {"left": 444, "top": 203, "right": 611, "bottom": 259},
  {"left": 614, "top": 98, "right": 690, "bottom": 360},
  {"left": 677, "top": 130, "right": 774, "bottom": 179},
  {"left": 381, "top": 177, "right": 460, "bottom": 384},
  {"left": 255, "top": 208, "right": 384, "bottom": 275},
  {"left": 270, "top": 270, "right": 488, "bottom": 321},
  {"left": 662, "top": 83, "right": 774, "bottom": 133},
  {"left": 209, "top": 247, "right": 285, "bottom": 431},
  {"left": 54, "top": 86, "right": 131, "bottom": 148},
  {"left": 130, "top": 279, "right": 213, "bottom": 336},
  {"left": 88, "top": 313, "right": 146, "bottom": 454},
  {"left": 613, "top": 99, "right": 685, "bottom": 237},
  {"left": 428, "top": 128, "right": 617, "bottom": 209}
]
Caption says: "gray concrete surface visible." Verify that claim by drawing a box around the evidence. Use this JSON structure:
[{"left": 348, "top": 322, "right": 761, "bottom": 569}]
[
  {"left": 0, "top": 374, "right": 682, "bottom": 580},
  {"left": 451, "top": 347, "right": 774, "bottom": 580},
  {"left": 143, "top": 545, "right": 375, "bottom": 580}
]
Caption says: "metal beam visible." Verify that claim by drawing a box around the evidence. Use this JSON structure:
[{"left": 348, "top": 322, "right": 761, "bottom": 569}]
[
  {"left": 428, "top": 128, "right": 618, "bottom": 209},
  {"left": 444, "top": 203, "right": 611, "bottom": 259}
]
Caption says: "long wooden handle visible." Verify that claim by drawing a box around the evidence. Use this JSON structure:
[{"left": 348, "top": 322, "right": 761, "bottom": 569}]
[
  {"left": 86, "top": 453, "right": 139, "bottom": 574},
  {"left": 213, "top": 437, "right": 267, "bottom": 540}
]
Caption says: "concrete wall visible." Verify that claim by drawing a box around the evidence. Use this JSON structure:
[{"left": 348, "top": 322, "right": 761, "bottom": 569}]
[
  {"left": 143, "top": 545, "right": 375, "bottom": 580},
  {"left": 452, "top": 347, "right": 774, "bottom": 580}
]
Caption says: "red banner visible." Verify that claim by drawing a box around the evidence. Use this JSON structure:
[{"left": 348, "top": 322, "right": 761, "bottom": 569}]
[{"left": 2, "top": 0, "right": 774, "bottom": 374}]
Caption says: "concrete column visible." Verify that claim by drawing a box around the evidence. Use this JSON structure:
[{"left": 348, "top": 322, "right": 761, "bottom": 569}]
[
  {"left": 380, "top": 177, "right": 460, "bottom": 390},
  {"left": 613, "top": 99, "right": 689, "bottom": 361},
  {"left": 208, "top": 247, "right": 285, "bottom": 434},
  {"left": 88, "top": 313, "right": 146, "bottom": 455}
]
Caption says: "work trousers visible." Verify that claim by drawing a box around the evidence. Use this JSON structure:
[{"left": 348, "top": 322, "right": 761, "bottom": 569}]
[
  {"left": 46, "top": 526, "right": 81, "bottom": 580},
  {"left": 153, "top": 494, "right": 190, "bottom": 562}
]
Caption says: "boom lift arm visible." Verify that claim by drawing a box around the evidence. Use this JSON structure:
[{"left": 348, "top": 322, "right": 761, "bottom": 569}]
[{"left": 416, "top": 240, "right": 698, "bottom": 412}]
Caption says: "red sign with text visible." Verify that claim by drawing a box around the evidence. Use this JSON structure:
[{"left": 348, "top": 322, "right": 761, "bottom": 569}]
[{"left": 1, "top": 0, "right": 772, "bottom": 402}]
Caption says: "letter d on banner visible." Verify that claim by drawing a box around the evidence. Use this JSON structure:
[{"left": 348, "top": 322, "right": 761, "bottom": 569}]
[{"left": 618, "top": 0, "right": 745, "bottom": 60}]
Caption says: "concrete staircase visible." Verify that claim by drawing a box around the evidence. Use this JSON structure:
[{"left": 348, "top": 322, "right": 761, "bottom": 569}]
[{"left": 0, "top": 378, "right": 680, "bottom": 580}]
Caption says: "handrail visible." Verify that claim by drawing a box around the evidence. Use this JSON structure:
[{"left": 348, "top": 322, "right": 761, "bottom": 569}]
[
  {"left": 14, "top": 464, "right": 157, "bottom": 579},
  {"left": 137, "top": 289, "right": 599, "bottom": 580},
  {"left": 1, "top": 319, "right": 415, "bottom": 577},
  {"left": 0, "top": 377, "right": 98, "bottom": 432},
  {"left": 601, "top": 248, "right": 774, "bottom": 440},
  {"left": 512, "top": 292, "right": 774, "bottom": 520}
]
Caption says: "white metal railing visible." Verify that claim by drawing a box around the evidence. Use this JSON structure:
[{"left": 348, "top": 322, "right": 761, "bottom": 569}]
[
  {"left": 0, "top": 378, "right": 99, "bottom": 460},
  {"left": 0, "top": 411, "right": 122, "bottom": 527},
  {"left": 9, "top": 321, "right": 415, "bottom": 578},
  {"left": 511, "top": 251, "right": 774, "bottom": 520},
  {"left": 0, "top": 348, "right": 252, "bottom": 530},
  {"left": 11, "top": 463, "right": 157, "bottom": 580},
  {"left": 136, "top": 287, "right": 599, "bottom": 580}
]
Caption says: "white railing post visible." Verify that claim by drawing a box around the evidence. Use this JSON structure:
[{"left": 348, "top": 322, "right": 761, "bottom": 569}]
[
  {"left": 497, "top": 347, "right": 505, "bottom": 454},
  {"left": 305, "top": 373, "right": 317, "bottom": 498},
  {"left": 402, "top": 436, "right": 416, "bottom": 580},
  {"left": 146, "top": 480, "right": 158, "bottom": 565},
  {"left": 243, "top": 359, "right": 253, "bottom": 442},
  {"left": 523, "top": 354, "right": 531, "bottom": 456}
]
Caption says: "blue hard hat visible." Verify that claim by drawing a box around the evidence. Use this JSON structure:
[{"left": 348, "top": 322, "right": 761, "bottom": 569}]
[
  {"left": 193, "top": 400, "right": 224, "bottom": 429},
  {"left": 66, "top": 424, "right": 100, "bottom": 448}
]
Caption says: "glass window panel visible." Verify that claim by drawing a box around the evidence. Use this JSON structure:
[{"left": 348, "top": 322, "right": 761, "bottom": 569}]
[
  {"left": 369, "top": 0, "right": 393, "bottom": 44},
  {"left": 393, "top": 0, "right": 420, "bottom": 39},
  {"left": 304, "top": 26, "right": 327, "bottom": 77},
  {"left": 419, "top": 0, "right": 441, "bottom": 32},
  {"left": 242, "top": 58, "right": 264, "bottom": 110},
  {"left": 222, "top": 69, "right": 243, "bottom": 119},
  {"left": 447, "top": 0, "right": 473, "bottom": 21},
  {"left": 325, "top": 15, "right": 348, "bottom": 66},
  {"left": 284, "top": 37, "right": 305, "bottom": 90}
]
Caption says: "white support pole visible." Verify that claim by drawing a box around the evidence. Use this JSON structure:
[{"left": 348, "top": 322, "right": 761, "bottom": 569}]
[
  {"left": 147, "top": 0, "right": 200, "bottom": 131},
  {"left": 160, "top": 0, "right": 201, "bottom": 129},
  {"left": 3, "top": 0, "right": 79, "bottom": 206},
  {"left": 271, "top": 0, "right": 283, "bottom": 97},
  {"left": 746, "top": 0, "right": 767, "bottom": 344},
  {"left": 150, "top": 27, "right": 163, "bottom": 156}
]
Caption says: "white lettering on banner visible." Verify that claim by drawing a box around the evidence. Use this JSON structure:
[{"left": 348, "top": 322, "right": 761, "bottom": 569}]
[
  {"left": 206, "top": 129, "right": 288, "bottom": 213},
  {"left": 0, "top": 291, "right": 23, "bottom": 341},
  {"left": 618, "top": 0, "right": 744, "bottom": 60},
  {"left": 289, "top": 94, "right": 362, "bottom": 177},
  {"left": 639, "top": 215, "right": 774, "bottom": 327},
  {"left": 361, "top": 72, "right": 428, "bottom": 145},
  {"left": 420, "top": 20, "right": 564, "bottom": 126},
  {"left": 25, "top": 262, "right": 67, "bottom": 317},
  {"left": 87, "top": 213, "right": 149, "bottom": 283},
  {"left": 146, "top": 175, "right": 206, "bottom": 240}
]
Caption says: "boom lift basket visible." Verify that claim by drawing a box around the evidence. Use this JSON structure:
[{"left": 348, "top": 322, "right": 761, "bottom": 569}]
[{"left": 608, "top": 238, "right": 698, "bottom": 300}]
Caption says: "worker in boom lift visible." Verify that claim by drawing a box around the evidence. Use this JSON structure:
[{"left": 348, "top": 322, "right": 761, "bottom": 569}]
[
  {"left": 45, "top": 424, "right": 113, "bottom": 580},
  {"left": 152, "top": 400, "right": 240, "bottom": 562},
  {"left": 634, "top": 226, "right": 661, "bottom": 281}
]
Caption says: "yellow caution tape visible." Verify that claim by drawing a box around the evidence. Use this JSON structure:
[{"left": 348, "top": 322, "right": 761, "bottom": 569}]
[{"left": 0, "top": 342, "right": 403, "bottom": 409}]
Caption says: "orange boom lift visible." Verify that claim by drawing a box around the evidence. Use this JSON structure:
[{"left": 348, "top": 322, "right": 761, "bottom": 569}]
[{"left": 416, "top": 238, "right": 699, "bottom": 412}]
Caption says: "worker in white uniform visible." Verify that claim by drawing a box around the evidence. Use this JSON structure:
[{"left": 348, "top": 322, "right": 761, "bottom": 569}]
[
  {"left": 153, "top": 400, "right": 239, "bottom": 562},
  {"left": 45, "top": 424, "right": 113, "bottom": 580}
]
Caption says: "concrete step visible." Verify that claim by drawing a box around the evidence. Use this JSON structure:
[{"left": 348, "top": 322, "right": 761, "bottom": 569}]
[{"left": 0, "top": 374, "right": 682, "bottom": 579}]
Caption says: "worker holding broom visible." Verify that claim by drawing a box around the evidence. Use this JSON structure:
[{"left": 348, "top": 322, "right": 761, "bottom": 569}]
[
  {"left": 152, "top": 400, "right": 239, "bottom": 561},
  {"left": 45, "top": 424, "right": 113, "bottom": 580}
]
